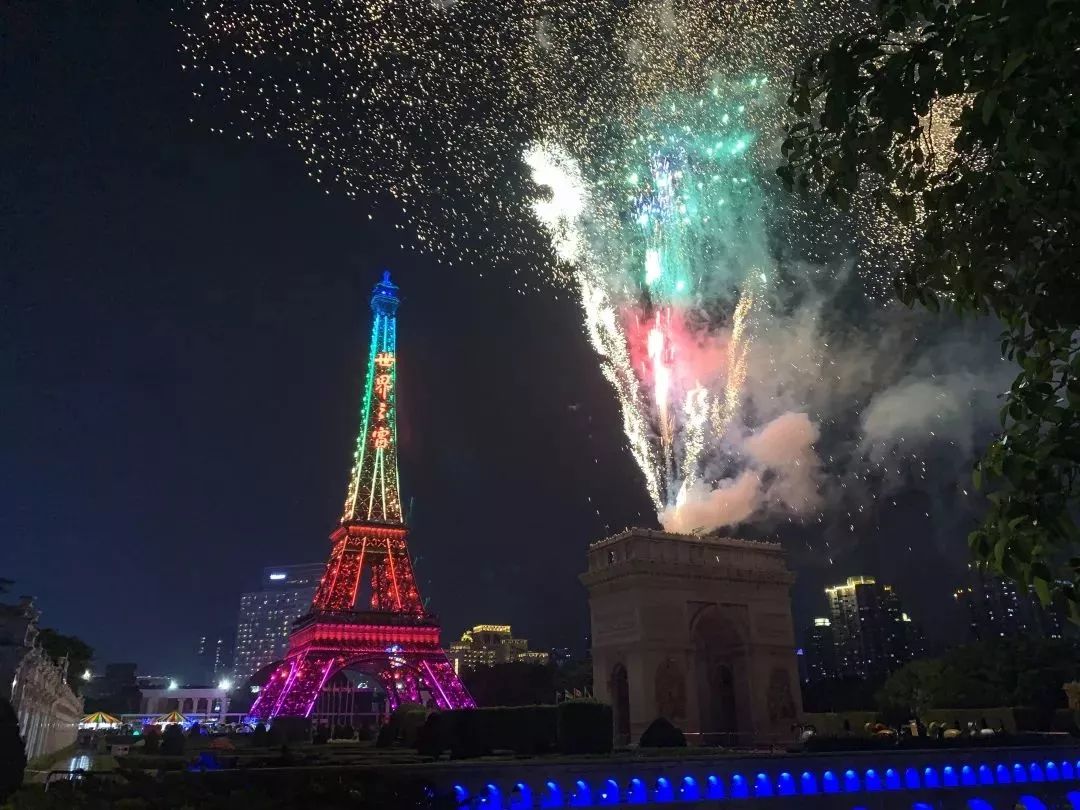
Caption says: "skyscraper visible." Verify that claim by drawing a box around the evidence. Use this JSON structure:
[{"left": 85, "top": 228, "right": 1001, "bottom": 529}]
[
  {"left": 194, "top": 633, "right": 234, "bottom": 684},
  {"left": 825, "top": 576, "right": 918, "bottom": 679},
  {"left": 233, "top": 563, "right": 325, "bottom": 681},
  {"left": 801, "top": 617, "right": 837, "bottom": 684},
  {"left": 955, "top": 566, "right": 1066, "bottom": 641}
]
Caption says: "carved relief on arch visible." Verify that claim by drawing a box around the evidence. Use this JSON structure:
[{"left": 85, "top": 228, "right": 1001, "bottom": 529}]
[
  {"left": 653, "top": 657, "right": 686, "bottom": 721},
  {"left": 766, "top": 667, "right": 796, "bottom": 723}
]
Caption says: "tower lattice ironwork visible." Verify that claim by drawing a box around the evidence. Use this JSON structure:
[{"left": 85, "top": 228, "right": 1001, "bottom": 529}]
[{"left": 250, "top": 272, "right": 474, "bottom": 721}]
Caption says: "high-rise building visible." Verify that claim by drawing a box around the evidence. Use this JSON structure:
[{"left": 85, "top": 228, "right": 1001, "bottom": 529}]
[
  {"left": 801, "top": 617, "right": 837, "bottom": 684},
  {"left": 195, "top": 634, "right": 233, "bottom": 684},
  {"left": 233, "top": 563, "right": 325, "bottom": 681},
  {"left": 825, "top": 576, "right": 918, "bottom": 679},
  {"left": 447, "top": 624, "right": 550, "bottom": 674},
  {"left": 954, "top": 566, "right": 1066, "bottom": 641}
]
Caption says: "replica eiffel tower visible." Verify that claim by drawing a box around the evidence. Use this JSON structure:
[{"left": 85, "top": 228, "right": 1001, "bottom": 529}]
[{"left": 250, "top": 272, "right": 474, "bottom": 721}]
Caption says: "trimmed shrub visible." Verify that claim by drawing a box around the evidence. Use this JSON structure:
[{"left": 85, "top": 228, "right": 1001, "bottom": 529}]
[
  {"left": 434, "top": 706, "right": 558, "bottom": 758},
  {"left": 505, "top": 705, "right": 558, "bottom": 754},
  {"left": 270, "top": 716, "right": 311, "bottom": 744},
  {"left": 161, "top": 724, "right": 185, "bottom": 756},
  {"left": 1052, "top": 708, "right": 1079, "bottom": 734},
  {"left": 640, "top": 717, "right": 687, "bottom": 748},
  {"left": 416, "top": 712, "right": 447, "bottom": 759},
  {"left": 391, "top": 703, "right": 430, "bottom": 747},
  {"left": 312, "top": 727, "right": 330, "bottom": 745},
  {"left": 445, "top": 709, "right": 491, "bottom": 758},
  {"left": 375, "top": 723, "right": 396, "bottom": 748},
  {"left": 116, "top": 754, "right": 187, "bottom": 771},
  {"left": 0, "top": 697, "right": 25, "bottom": 802},
  {"left": 557, "top": 700, "right": 613, "bottom": 755}
]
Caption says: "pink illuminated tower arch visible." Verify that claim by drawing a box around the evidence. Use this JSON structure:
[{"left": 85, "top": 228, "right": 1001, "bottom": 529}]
[{"left": 250, "top": 272, "right": 474, "bottom": 720}]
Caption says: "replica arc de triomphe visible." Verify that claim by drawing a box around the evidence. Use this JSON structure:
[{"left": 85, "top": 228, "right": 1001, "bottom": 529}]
[{"left": 581, "top": 529, "right": 802, "bottom": 745}]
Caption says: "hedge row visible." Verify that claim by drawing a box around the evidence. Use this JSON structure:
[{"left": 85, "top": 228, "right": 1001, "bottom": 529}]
[{"left": 416, "top": 701, "right": 612, "bottom": 758}]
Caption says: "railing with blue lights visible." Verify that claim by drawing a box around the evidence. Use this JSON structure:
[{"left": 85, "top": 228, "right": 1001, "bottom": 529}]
[{"left": 451, "top": 757, "right": 1080, "bottom": 808}]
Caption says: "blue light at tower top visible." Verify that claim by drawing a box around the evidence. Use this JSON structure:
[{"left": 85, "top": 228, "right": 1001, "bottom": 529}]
[{"left": 371, "top": 269, "right": 399, "bottom": 315}]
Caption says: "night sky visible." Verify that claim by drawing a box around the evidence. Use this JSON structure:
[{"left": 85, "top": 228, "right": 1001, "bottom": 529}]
[{"left": 3, "top": 2, "right": 972, "bottom": 677}]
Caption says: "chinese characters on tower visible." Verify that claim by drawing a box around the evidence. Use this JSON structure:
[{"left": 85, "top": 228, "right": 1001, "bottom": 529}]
[{"left": 371, "top": 351, "right": 395, "bottom": 450}]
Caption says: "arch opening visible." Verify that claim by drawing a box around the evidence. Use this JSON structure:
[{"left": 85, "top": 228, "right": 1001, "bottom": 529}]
[{"left": 691, "top": 607, "right": 744, "bottom": 745}]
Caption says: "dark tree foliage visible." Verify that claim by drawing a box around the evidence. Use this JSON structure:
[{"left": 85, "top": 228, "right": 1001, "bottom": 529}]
[
  {"left": 876, "top": 637, "right": 1080, "bottom": 716},
  {"left": 802, "top": 675, "right": 884, "bottom": 712},
  {"left": 780, "top": 0, "right": 1080, "bottom": 614},
  {"left": 552, "top": 658, "right": 594, "bottom": 696},
  {"left": 0, "top": 697, "right": 25, "bottom": 802},
  {"left": 463, "top": 662, "right": 555, "bottom": 707},
  {"left": 36, "top": 629, "right": 94, "bottom": 690}
]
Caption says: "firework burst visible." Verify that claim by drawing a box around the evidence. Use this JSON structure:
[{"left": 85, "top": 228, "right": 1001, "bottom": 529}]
[{"left": 178, "top": 0, "right": 978, "bottom": 535}]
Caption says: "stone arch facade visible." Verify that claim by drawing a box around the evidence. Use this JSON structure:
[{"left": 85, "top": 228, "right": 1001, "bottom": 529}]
[
  {"left": 610, "top": 662, "right": 631, "bottom": 745},
  {"left": 691, "top": 605, "right": 747, "bottom": 744},
  {"left": 653, "top": 658, "right": 686, "bottom": 722},
  {"left": 581, "top": 529, "right": 802, "bottom": 745}
]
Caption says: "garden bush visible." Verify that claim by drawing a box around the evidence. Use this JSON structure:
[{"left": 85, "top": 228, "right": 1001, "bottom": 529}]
[
  {"left": 391, "top": 703, "right": 429, "bottom": 747},
  {"left": 556, "top": 700, "right": 612, "bottom": 755},
  {"left": 374, "top": 723, "right": 396, "bottom": 748},
  {"left": 415, "top": 712, "right": 446, "bottom": 759},
  {"left": 430, "top": 706, "right": 559, "bottom": 758},
  {"left": 444, "top": 709, "right": 490, "bottom": 758},
  {"left": 269, "top": 716, "right": 310, "bottom": 744},
  {"left": 116, "top": 754, "right": 188, "bottom": 771},
  {"left": 504, "top": 705, "right": 558, "bottom": 754},
  {"left": 639, "top": 717, "right": 686, "bottom": 748}
]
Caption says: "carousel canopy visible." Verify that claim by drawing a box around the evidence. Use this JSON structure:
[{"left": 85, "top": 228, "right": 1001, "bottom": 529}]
[
  {"left": 153, "top": 710, "right": 188, "bottom": 725},
  {"left": 80, "top": 711, "right": 120, "bottom": 727}
]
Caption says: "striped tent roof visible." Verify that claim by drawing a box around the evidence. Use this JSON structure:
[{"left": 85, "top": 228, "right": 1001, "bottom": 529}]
[
  {"left": 80, "top": 711, "right": 120, "bottom": 727},
  {"left": 152, "top": 710, "right": 188, "bottom": 725}
]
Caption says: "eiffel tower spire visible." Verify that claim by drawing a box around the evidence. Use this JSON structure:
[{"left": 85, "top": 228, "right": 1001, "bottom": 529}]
[
  {"left": 342, "top": 270, "right": 403, "bottom": 524},
  {"left": 250, "top": 271, "right": 474, "bottom": 720}
]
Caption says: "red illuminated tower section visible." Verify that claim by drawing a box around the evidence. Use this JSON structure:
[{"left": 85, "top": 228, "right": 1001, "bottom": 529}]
[{"left": 250, "top": 272, "right": 474, "bottom": 721}]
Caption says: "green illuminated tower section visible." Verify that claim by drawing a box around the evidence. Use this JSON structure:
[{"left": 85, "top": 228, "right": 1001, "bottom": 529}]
[{"left": 342, "top": 270, "right": 403, "bottom": 524}]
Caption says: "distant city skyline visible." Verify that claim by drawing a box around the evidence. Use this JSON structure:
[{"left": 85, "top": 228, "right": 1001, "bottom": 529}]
[{"left": 802, "top": 575, "right": 923, "bottom": 684}]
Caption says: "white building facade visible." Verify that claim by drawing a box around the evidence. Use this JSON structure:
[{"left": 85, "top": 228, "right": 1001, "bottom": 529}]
[{"left": 1, "top": 597, "right": 83, "bottom": 762}]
